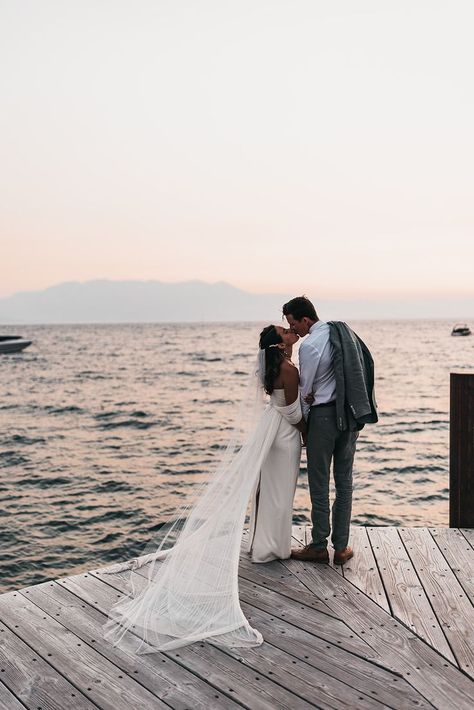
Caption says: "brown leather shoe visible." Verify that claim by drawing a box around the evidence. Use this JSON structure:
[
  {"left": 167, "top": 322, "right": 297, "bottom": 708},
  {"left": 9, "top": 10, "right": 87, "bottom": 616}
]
[
  {"left": 291, "top": 545, "right": 329, "bottom": 563},
  {"left": 333, "top": 546, "right": 353, "bottom": 565}
]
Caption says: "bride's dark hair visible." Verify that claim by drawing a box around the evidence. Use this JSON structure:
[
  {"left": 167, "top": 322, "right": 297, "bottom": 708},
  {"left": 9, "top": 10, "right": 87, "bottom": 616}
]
[{"left": 259, "top": 325, "right": 284, "bottom": 395}]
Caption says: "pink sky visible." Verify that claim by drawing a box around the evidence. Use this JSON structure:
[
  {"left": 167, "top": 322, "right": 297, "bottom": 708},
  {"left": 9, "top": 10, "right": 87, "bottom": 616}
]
[{"left": 1, "top": 0, "right": 473, "bottom": 300}]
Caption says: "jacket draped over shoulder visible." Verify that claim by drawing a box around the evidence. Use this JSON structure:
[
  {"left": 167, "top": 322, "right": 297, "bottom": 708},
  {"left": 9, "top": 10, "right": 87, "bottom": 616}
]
[{"left": 328, "top": 321, "right": 378, "bottom": 431}]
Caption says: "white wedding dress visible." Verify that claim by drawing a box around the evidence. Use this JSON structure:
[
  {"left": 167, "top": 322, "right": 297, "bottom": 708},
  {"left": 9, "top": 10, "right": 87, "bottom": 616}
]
[
  {"left": 103, "top": 380, "right": 303, "bottom": 653},
  {"left": 247, "top": 388, "right": 302, "bottom": 563}
]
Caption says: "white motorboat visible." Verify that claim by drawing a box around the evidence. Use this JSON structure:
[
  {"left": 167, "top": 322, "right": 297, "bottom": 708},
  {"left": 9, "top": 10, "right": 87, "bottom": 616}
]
[
  {"left": 0, "top": 335, "right": 32, "bottom": 353},
  {"left": 451, "top": 323, "right": 471, "bottom": 337}
]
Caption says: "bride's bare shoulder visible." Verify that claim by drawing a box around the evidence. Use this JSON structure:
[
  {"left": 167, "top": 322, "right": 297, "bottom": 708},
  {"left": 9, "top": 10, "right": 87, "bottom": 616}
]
[{"left": 280, "top": 359, "right": 299, "bottom": 380}]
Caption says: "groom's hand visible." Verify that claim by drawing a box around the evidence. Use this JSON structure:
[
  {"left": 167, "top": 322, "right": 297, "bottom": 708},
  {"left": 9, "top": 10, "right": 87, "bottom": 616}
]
[{"left": 304, "top": 392, "right": 315, "bottom": 404}]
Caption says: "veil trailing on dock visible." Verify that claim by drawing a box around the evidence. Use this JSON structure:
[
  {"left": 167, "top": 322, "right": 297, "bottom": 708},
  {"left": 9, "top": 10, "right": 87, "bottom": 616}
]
[{"left": 102, "top": 351, "right": 302, "bottom": 654}]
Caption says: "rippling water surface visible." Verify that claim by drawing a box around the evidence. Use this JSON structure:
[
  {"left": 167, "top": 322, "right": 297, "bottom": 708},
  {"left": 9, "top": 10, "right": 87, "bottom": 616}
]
[{"left": 1, "top": 320, "right": 472, "bottom": 592}]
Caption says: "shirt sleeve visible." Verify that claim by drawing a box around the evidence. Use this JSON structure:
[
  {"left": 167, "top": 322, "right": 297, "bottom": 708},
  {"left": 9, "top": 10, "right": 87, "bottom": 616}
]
[{"left": 299, "top": 341, "right": 322, "bottom": 420}]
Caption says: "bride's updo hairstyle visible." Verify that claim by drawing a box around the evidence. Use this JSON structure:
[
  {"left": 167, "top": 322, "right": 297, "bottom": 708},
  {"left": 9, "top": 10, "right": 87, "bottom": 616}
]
[{"left": 259, "top": 325, "right": 284, "bottom": 395}]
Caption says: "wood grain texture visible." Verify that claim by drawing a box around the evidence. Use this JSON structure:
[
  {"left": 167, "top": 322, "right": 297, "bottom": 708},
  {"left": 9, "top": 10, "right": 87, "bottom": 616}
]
[
  {"left": 461, "top": 528, "right": 474, "bottom": 548},
  {"left": 21, "top": 581, "right": 240, "bottom": 710},
  {"left": 1, "top": 526, "right": 473, "bottom": 710},
  {"left": 367, "top": 526, "right": 456, "bottom": 663},
  {"left": 400, "top": 526, "right": 474, "bottom": 676},
  {"left": 238, "top": 556, "right": 337, "bottom": 618},
  {"left": 430, "top": 527, "right": 474, "bottom": 601},
  {"left": 0, "top": 682, "right": 26, "bottom": 710},
  {"left": 342, "top": 525, "right": 391, "bottom": 613},
  {"left": 0, "top": 618, "right": 96, "bottom": 710},
  {"left": 62, "top": 571, "right": 316, "bottom": 710},
  {"left": 281, "top": 558, "right": 474, "bottom": 710},
  {"left": 238, "top": 576, "right": 375, "bottom": 658},
  {"left": 239, "top": 602, "right": 432, "bottom": 710},
  {"left": 218, "top": 634, "right": 386, "bottom": 710},
  {"left": 0, "top": 592, "right": 167, "bottom": 709}
]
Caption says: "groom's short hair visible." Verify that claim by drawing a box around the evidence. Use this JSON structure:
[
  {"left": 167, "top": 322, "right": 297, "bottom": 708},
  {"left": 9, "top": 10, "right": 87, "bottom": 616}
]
[{"left": 283, "top": 296, "right": 317, "bottom": 321}]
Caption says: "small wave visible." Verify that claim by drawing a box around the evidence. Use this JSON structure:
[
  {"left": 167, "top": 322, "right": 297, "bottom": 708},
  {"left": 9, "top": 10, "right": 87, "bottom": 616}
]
[
  {"left": 360, "top": 443, "right": 405, "bottom": 452},
  {"left": 47, "top": 405, "right": 85, "bottom": 415},
  {"left": 372, "top": 464, "right": 446, "bottom": 476},
  {"left": 0, "top": 452, "right": 30, "bottom": 467},
  {"left": 412, "top": 491, "right": 449, "bottom": 503},
  {"left": 15, "top": 476, "right": 70, "bottom": 488},
  {"left": 97, "top": 419, "right": 156, "bottom": 430},
  {"left": 42, "top": 519, "right": 74, "bottom": 531},
  {"left": 193, "top": 355, "right": 222, "bottom": 362},
  {"left": 353, "top": 514, "right": 401, "bottom": 526},
  {"left": 384, "top": 423, "right": 449, "bottom": 434},
  {"left": 93, "top": 532, "right": 123, "bottom": 545},
  {"left": 75, "top": 371, "right": 109, "bottom": 380},
  {"left": 166, "top": 467, "right": 205, "bottom": 476},
  {"left": 92, "top": 480, "right": 135, "bottom": 493},
  {"left": 8, "top": 434, "right": 46, "bottom": 446},
  {"left": 87, "top": 509, "right": 139, "bottom": 524}
]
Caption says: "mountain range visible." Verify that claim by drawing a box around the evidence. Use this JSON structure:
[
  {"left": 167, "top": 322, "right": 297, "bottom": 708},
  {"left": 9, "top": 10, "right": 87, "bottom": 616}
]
[{"left": 0, "top": 280, "right": 473, "bottom": 324}]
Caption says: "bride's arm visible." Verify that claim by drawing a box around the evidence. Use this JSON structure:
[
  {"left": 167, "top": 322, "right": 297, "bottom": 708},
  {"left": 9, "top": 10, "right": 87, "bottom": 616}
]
[{"left": 282, "top": 364, "right": 306, "bottom": 435}]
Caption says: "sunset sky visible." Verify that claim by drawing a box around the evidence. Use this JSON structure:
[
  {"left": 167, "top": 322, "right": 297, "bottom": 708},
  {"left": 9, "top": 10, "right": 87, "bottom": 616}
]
[{"left": 1, "top": 0, "right": 473, "bottom": 300}]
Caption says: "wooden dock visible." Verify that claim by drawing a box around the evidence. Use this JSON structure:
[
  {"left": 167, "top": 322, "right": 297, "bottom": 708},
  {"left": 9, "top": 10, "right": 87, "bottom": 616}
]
[{"left": 0, "top": 525, "right": 473, "bottom": 709}]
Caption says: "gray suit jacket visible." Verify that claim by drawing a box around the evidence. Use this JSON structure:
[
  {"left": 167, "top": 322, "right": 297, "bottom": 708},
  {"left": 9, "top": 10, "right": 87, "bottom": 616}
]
[{"left": 328, "top": 321, "right": 378, "bottom": 431}]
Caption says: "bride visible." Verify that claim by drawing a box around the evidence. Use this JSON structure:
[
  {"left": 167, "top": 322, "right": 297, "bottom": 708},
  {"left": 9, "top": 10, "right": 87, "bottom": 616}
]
[
  {"left": 103, "top": 324, "right": 306, "bottom": 653},
  {"left": 247, "top": 324, "right": 306, "bottom": 562}
]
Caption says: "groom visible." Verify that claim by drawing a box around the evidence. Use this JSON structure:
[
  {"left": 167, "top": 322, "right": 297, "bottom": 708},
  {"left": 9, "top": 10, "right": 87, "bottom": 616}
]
[{"left": 282, "top": 296, "right": 377, "bottom": 565}]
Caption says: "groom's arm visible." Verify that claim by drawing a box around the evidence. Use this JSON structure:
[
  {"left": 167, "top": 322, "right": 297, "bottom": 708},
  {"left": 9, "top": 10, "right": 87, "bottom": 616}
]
[{"left": 299, "top": 341, "right": 321, "bottom": 420}]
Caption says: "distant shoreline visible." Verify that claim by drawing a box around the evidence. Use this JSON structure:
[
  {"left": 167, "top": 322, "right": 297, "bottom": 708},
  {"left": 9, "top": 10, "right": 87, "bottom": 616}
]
[{"left": 0, "top": 316, "right": 471, "bottom": 327}]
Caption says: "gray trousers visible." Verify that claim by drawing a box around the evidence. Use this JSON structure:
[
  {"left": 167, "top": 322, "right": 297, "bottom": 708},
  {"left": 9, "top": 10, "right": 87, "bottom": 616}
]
[{"left": 306, "top": 406, "right": 358, "bottom": 550}]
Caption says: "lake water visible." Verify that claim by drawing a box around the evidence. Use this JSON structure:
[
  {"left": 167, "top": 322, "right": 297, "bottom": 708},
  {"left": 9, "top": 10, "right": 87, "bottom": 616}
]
[{"left": 0, "top": 320, "right": 472, "bottom": 592}]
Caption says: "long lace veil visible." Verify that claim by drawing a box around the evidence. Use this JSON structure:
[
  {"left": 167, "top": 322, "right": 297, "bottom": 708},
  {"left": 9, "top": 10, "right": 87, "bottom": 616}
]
[{"left": 102, "top": 351, "right": 276, "bottom": 653}]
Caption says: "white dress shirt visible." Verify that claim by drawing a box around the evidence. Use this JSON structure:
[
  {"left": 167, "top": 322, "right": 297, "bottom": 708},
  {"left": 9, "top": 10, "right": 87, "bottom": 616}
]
[{"left": 298, "top": 321, "right": 336, "bottom": 420}]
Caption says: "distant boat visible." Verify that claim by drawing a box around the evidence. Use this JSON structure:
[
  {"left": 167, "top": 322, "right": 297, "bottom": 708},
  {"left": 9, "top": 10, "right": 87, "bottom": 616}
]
[
  {"left": 0, "top": 335, "right": 32, "bottom": 353},
  {"left": 451, "top": 323, "right": 471, "bottom": 337}
]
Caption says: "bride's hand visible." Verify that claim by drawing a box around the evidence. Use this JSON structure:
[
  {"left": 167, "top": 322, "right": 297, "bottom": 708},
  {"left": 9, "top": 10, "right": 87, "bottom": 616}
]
[{"left": 304, "top": 392, "right": 315, "bottom": 404}]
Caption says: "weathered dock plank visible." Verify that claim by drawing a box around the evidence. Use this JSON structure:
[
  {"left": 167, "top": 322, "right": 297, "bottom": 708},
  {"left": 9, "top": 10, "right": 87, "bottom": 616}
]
[
  {"left": 237, "top": 556, "right": 338, "bottom": 618},
  {"left": 400, "top": 526, "right": 474, "bottom": 676},
  {"left": 61, "top": 571, "right": 316, "bottom": 709},
  {"left": 460, "top": 528, "right": 474, "bottom": 548},
  {"left": 281, "top": 557, "right": 474, "bottom": 710},
  {"left": 0, "top": 526, "right": 473, "bottom": 710},
  {"left": 291, "top": 525, "right": 308, "bottom": 547},
  {"left": 238, "top": 576, "right": 375, "bottom": 658},
  {"left": 0, "top": 617, "right": 97, "bottom": 709},
  {"left": 239, "top": 553, "right": 314, "bottom": 593},
  {"left": 367, "top": 526, "right": 457, "bottom": 663},
  {"left": 0, "top": 682, "right": 26, "bottom": 710},
  {"left": 240, "top": 602, "right": 432, "bottom": 710},
  {"left": 342, "top": 525, "right": 391, "bottom": 613},
  {"left": 218, "top": 636, "right": 386, "bottom": 710},
  {"left": 107, "top": 555, "right": 427, "bottom": 709},
  {"left": 20, "top": 581, "right": 239, "bottom": 709},
  {"left": 430, "top": 527, "right": 474, "bottom": 601},
  {"left": 0, "top": 592, "right": 168, "bottom": 709}
]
